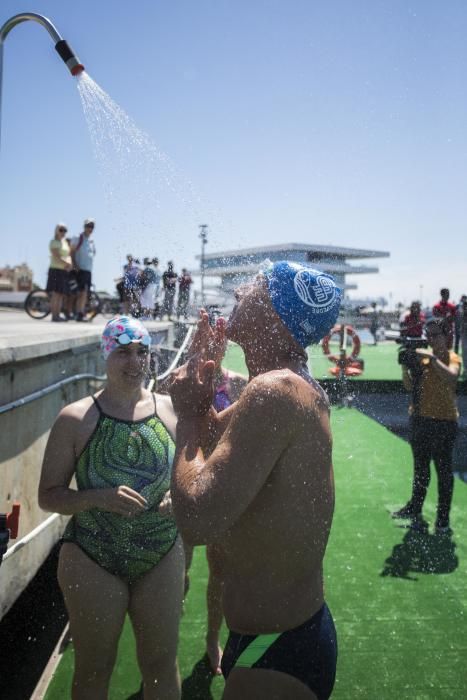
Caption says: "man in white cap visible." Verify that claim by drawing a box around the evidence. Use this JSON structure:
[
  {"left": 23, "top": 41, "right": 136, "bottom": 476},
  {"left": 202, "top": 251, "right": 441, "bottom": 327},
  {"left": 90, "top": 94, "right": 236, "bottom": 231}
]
[
  {"left": 71, "top": 219, "right": 96, "bottom": 322},
  {"left": 169, "top": 261, "right": 342, "bottom": 700}
]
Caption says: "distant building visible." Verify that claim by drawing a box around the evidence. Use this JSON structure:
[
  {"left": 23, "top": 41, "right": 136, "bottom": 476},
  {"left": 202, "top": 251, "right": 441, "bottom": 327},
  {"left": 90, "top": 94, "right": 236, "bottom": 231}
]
[
  {"left": 194, "top": 243, "right": 389, "bottom": 307},
  {"left": 0, "top": 263, "right": 34, "bottom": 292}
]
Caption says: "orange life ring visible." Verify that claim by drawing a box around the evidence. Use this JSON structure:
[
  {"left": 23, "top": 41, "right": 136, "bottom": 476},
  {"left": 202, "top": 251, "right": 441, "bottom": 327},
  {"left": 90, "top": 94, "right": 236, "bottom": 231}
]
[
  {"left": 329, "top": 365, "right": 363, "bottom": 377},
  {"left": 322, "top": 324, "right": 361, "bottom": 363}
]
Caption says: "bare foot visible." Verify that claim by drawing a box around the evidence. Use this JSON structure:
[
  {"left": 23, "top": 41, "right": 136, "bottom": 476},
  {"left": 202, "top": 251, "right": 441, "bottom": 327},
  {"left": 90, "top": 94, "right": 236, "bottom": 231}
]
[{"left": 206, "top": 638, "right": 223, "bottom": 675}]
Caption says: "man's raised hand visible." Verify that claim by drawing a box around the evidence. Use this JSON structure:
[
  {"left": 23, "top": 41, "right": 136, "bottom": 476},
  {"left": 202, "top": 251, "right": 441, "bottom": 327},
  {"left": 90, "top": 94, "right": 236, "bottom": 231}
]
[
  {"left": 169, "top": 354, "right": 215, "bottom": 418},
  {"left": 188, "top": 309, "right": 227, "bottom": 369}
]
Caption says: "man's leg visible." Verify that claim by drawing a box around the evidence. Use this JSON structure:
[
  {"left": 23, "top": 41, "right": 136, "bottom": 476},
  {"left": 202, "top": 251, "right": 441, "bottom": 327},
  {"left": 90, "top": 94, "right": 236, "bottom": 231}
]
[
  {"left": 75, "top": 273, "right": 88, "bottom": 318},
  {"left": 58, "top": 543, "right": 129, "bottom": 700},
  {"left": 393, "top": 417, "right": 431, "bottom": 519},
  {"left": 432, "top": 421, "right": 458, "bottom": 529},
  {"left": 128, "top": 538, "right": 185, "bottom": 700},
  {"left": 64, "top": 293, "right": 75, "bottom": 319},
  {"left": 167, "top": 291, "right": 175, "bottom": 319},
  {"left": 409, "top": 418, "right": 432, "bottom": 517}
]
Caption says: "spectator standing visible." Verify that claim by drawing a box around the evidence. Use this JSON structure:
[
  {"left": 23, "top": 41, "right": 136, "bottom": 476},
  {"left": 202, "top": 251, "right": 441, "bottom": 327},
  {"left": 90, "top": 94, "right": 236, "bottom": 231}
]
[
  {"left": 459, "top": 295, "right": 467, "bottom": 376},
  {"left": 453, "top": 295, "right": 466, "bottom": 354},
  {"left": 161, "top": 262, "right": 177, "bottom": 321},
  {"left": 64, "top": 236, "right": 78, "bottom": 320},
  {"left": 393, "top": 317, "right": 461, "bottom": 533},
  {"left": 433, "top": 288, "right": 457, "bottom": 349},
  {"left": 152, "top": 258, "right": 162, "bottom": 297},
  {"left": 71, "top": 219, "right": 96, "bottom": 322},
  {"left": 176, "top": 268, "right": 193, "bottom": 320},
  {"left": 400, "top": 301, "right": 426, "bottom": 338},
  {"left": 140, "top": 258, "right": 161, "bottom": 319},
  {"left": 47, "top": 223, "right": 72, "bottom": 322},
  {"left": 369, "top": 302, "right": 379, "bottom": 345},
  {"left": 122, "top": 255, "right": 141, "bottom": 315}
]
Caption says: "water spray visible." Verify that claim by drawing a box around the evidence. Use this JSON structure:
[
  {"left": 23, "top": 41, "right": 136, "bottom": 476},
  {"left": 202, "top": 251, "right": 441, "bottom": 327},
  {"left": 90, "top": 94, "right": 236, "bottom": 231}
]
[{"left": 0, "top": 12, "right": 85, "bottom": 149}]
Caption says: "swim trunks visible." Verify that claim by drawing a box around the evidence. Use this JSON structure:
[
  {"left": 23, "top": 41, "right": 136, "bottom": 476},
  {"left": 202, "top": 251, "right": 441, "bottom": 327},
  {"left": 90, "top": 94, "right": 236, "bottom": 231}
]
[
  {"left": 221, "top": 603, "right": 337, "bottom": 700},
  {"left": 63, "top": 395, "right": 178, "bottom": 583}
]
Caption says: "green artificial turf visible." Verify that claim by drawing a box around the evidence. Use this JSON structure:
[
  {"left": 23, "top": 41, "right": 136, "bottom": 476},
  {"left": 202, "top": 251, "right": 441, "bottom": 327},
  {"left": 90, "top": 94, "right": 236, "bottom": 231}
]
[
  {"left": 224, "top": 340, "right": 404, "bottom": 381},
  {"left": 45, "top": 365, "right": 467, "bottom": 699},
  {"left": 327, "top": 409, "right": 467, "bottom": 699}
]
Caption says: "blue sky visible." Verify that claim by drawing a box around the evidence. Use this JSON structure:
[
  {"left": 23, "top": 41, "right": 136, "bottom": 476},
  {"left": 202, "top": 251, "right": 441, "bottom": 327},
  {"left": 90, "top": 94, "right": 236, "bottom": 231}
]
[{"left": 1, "top": 0, "right": 466, "bottom": 308}]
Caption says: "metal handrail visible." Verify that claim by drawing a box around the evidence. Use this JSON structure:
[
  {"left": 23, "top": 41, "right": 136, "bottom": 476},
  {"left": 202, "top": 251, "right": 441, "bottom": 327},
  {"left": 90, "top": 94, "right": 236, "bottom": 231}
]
[
  {"left": 0, "top": 373, "right": 106, "bottom": 416},
  {"left": 156, "top": 324, "right": 195, "bottom": 381}
]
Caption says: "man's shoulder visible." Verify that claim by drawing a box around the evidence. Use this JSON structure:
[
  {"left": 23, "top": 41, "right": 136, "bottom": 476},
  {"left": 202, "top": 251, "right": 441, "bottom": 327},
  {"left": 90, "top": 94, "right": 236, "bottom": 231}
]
[{"left": 246, "top": 368, "right": 324, "bottom": 409}]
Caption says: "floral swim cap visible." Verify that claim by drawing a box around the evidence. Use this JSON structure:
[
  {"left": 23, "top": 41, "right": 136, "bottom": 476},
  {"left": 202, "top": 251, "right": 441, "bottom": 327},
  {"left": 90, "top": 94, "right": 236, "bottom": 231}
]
[
  {"left": 101, "top": 316, "right": 151, "bottom": 360},
  {"left": 262, "top": 261, "right": 342, "bottom": 348}
]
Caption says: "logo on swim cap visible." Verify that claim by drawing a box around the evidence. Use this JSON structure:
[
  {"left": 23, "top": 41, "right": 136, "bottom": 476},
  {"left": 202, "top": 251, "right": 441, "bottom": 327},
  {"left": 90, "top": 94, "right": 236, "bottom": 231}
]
[{"left": 294, "top": 270, "right": 338, "bottom": 311}]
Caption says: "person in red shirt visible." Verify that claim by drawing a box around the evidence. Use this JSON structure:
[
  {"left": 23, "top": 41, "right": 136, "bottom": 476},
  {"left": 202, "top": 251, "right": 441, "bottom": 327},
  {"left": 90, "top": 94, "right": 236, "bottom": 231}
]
[
  {"left": 400, "top": 301, "right": 426, "bottom": 338},
  {"left": 433, "top": 288, "right": 457, "bottom": 349}
]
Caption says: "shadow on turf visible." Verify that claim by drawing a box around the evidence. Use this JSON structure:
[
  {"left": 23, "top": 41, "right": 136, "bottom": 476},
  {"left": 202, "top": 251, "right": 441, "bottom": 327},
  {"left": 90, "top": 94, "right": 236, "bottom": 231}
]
[
  {"left": 381, "top": 528, "right": 458, "bottom": 580},
  {"left": 181, "top": 655, "right": 219, "bottom": 699}
]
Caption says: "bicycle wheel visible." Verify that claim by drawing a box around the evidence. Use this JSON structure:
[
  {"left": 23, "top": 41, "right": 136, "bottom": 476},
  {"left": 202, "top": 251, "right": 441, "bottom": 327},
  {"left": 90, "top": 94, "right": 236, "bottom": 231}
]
[
  {"left": 100, "top": 298, "right": 120, "bottom": 319},
  {"left": 84, "top": 290, "right": 101, "bottom": 321},
  {"left": 24, "top": 289, "right": 51, "bottom": 319}
]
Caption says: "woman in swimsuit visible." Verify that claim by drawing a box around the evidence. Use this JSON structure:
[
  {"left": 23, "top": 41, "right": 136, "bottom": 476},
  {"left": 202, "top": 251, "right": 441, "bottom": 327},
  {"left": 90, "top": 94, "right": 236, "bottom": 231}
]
[{"left": 38, "top": 316, "right": 184, "bottom": 700}]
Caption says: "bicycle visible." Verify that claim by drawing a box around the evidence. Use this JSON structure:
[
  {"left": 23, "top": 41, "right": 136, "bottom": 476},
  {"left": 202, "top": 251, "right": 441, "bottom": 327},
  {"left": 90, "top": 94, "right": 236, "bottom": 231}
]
[
  {"left": 100, "top": 296, "right": 123, "bottom": 319},
  {"left": 24, "top": 285, "right": 102, "bottom": 321}
]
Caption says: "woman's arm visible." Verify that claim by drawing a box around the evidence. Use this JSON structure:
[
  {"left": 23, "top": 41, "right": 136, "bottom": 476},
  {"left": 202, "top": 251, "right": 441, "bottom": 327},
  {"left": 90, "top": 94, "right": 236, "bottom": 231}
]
[
  {"left": 38, "top": 405, "right": 148, "bottom": 516},
  {"left": 38, "top": 406, "right": 99, "bottom": 514}
]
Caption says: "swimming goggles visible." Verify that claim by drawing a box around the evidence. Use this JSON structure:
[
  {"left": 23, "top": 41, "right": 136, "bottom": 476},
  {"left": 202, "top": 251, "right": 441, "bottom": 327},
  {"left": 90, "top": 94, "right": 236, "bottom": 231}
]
[{"left": 116, "top": 333, "right": 151, "bottom": 347}]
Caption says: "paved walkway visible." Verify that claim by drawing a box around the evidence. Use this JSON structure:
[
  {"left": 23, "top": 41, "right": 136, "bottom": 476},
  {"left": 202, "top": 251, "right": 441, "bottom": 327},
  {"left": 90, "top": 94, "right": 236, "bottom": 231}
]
[{"left": 0, "top": 310, "right": 172, "bottom": 363}]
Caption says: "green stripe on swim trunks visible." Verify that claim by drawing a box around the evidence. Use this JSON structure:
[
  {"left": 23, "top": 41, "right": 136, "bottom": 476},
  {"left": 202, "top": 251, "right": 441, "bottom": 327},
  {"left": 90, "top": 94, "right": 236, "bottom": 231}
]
[{"left": 235, "top": 633, "right": 281, "bottom": 668}]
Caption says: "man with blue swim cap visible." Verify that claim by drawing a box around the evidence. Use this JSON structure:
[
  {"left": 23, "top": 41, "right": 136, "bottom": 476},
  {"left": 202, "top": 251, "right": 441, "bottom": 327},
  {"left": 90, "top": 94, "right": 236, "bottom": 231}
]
[
  {"left": 263, "top": 260, "right": 342, "bottom": 348},
  {"left": 169, "top": 261, "right": 341, "bottom": 699}
]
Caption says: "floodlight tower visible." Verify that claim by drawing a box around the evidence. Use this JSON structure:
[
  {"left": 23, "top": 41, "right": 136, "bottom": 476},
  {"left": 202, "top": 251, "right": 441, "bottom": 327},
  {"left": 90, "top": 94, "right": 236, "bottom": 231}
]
[{"left": 199, "top": 224, "right": 208, "bottom": 306}]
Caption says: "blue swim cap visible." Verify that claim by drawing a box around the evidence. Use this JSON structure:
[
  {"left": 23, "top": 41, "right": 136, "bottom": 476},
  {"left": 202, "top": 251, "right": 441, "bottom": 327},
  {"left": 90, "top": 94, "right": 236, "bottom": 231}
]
[{"left": 263, "top": 261, "right": 342, "bottom": 348}]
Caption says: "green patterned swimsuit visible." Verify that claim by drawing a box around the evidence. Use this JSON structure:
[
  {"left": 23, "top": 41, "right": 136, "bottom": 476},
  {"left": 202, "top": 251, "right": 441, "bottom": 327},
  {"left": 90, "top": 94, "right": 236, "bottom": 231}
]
[{"left": 63, "top": 395, "right": 178, "bottom": 583}]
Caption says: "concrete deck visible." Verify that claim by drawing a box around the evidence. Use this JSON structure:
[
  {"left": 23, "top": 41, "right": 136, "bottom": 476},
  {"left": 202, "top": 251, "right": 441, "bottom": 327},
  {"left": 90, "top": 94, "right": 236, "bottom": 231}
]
[{"left": 0, "top": 310, "right": 172, "bottom": 364}]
